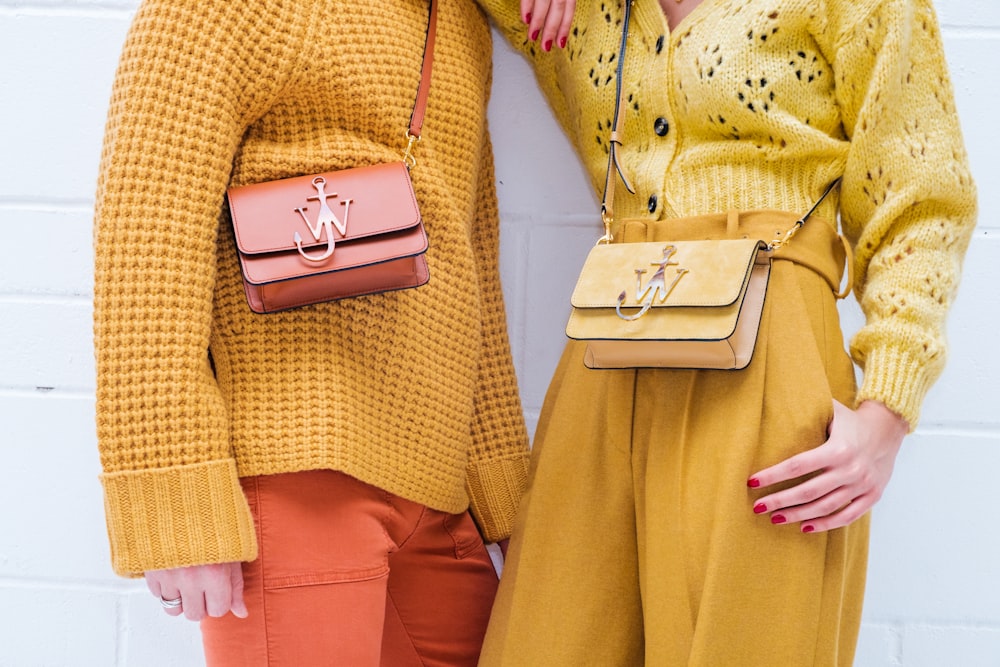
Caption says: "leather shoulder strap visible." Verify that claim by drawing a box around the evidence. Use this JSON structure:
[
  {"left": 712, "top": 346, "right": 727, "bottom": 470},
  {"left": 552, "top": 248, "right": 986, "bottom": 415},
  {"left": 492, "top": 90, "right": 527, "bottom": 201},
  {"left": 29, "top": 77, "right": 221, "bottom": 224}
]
[
  {"left": 599, "top": 0, "right": 635, "bottom": 241},
  {"left": 407, "top": 0, "right": 438, "bottom": 140}
]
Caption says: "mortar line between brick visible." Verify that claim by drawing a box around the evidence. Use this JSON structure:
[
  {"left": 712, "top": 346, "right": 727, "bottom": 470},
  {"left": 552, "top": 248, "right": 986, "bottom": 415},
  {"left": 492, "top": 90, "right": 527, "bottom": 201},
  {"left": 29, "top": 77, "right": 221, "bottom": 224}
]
[
  {"left": 942, "top": 26, "right": 1000, "bottom": 38},
  {"left": 0, "top": 576, "right": 140, "bottom": 594},
  {"left": 890, "top": 625, "right": 904, "bottom": 666},
  {"left": 913, "top": 422, "right": 1000, "bottom": 438},
  {"left": 900, "top": 620, "right": 1000, "bottom": 631},
  {"left": 0, "top": 293, "right": 91, "bottom": 304},
  {"left": 115, "top": 595, "right": 129, "bottom": 667},
  {"left": 0, "top": 5, "right": 134, "bottom": 19},
  {"left": 0, "top": 387, "right": 95, "bottom": 399},
  {"left": 0, "top": 199, "right": 94, "bottom": 212}
]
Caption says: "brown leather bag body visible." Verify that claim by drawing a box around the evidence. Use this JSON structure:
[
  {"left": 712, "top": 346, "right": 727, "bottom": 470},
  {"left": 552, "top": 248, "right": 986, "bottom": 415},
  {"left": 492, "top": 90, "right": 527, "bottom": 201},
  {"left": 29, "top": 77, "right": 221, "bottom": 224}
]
[
  {"left": 227, "top": 162, "right": 428, "bottom": 313},
  {"left": 225, "top": 0, "right": 437, "bottom": 313}
]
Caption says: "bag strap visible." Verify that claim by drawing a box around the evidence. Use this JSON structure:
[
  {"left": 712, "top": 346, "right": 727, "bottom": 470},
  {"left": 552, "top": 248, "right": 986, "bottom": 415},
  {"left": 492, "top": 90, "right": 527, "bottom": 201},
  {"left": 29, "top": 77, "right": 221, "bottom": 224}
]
[
  {"left": 598, "top": 1, "right": 838, "bottom": 246},
  {"left": 403, "top": 0, "right": 438, "bottom": 169},
  {"left": 598, "top": 0, "right": 636, "bottom": 242},
  {"left": 768, "top": 178, "right": 840, "bottom": 250}
]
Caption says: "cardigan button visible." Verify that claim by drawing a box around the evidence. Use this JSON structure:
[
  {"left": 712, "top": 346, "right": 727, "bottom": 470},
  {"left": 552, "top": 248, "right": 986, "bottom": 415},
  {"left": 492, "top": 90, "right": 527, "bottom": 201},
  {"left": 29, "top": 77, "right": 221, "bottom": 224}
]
[
  {"left": 648, "top": 194, "right": 658, "bottom": 213},
  {"left": 653, "top": 117, "right": 669, "bottom": 136},
  {"left": 655, "top": 35, "right": 664, "bottom": 53}
]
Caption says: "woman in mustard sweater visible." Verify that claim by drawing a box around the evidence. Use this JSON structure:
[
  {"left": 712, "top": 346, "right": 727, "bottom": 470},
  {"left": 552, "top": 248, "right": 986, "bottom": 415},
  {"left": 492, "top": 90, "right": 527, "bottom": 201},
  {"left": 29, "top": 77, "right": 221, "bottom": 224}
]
[
  {"left": 92, "top": 0, "right": 530, "bottom": 663},
  {"left": 478, "top": 0, "right": 976, "bottom": 664}
]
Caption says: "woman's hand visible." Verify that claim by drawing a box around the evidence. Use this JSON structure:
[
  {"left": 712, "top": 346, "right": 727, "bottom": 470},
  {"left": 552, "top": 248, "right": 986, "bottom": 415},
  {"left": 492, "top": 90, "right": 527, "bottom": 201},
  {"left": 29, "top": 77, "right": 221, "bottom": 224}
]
[
  {"left": 145, "top": 562, "right": 247, "bottom": 621},
  {"left": 521, "top": 0, "right": 575, "bottom": 52},
  {"left": 748, "top": 400, "right": 908, "bottom": 533}
]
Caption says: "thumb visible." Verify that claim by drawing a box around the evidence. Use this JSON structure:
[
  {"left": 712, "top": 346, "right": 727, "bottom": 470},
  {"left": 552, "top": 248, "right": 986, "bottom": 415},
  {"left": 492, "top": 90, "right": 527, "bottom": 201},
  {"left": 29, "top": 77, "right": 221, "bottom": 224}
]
[
  {"left": 826, "top": 399, "right": 848, "bottom": 437},
  {"left": 229, "top": 563, "right": 248, "bottom": 619}
]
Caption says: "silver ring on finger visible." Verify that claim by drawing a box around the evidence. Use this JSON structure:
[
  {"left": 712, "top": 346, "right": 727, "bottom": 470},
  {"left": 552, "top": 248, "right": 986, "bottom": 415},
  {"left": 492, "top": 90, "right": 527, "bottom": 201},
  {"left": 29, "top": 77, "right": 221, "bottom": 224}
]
[{"left": 160, "top": 595, "right": 182, "bottom": 609}]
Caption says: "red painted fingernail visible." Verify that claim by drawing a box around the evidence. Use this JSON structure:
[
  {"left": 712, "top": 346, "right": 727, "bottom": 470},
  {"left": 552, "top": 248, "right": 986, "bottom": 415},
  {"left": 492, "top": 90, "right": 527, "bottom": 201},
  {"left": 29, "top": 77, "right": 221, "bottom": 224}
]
[
  {"left": 560, "top": 36, "right": 567, "bottom": 48},
  {"left": 753, "top": 503, "right": 767, "bottom": 514},
  {"left": 771, "top": 514, "right": 786, "bottom": 524},
  {"left": 524, "top": 12, "right": 532, "bottom": 23},
  {"left": 747, "top": 477, "right": 760, "bottom": 488},
  {"left": 543, "top": 39, "right": 552, "bottom": 52},
  {"left": 802, "top": 525, "right": 815, "bottom": 533},
  {"left": 531, "top": 29, "right": 540, "bottom": 41}
]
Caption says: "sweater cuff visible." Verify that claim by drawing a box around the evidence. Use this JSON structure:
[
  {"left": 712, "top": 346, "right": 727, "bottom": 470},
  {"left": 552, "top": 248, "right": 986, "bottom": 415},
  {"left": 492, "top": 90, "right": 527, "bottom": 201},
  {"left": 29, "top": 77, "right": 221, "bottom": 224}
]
[
  {"left": 465, "top": 453, "right": 530, "bottom": 543},
  {"left": 854, "top": 344, "right": 936, "bottom": 431},
  {"left": 100, "top": 460, "right": 257, "bottom": 577}
]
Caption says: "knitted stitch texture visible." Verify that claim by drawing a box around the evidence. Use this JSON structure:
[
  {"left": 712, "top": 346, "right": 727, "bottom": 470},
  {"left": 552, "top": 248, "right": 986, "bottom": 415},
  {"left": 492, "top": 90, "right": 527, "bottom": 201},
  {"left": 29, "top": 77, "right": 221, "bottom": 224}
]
[
  {"left": 93, "top": 0, "right": 529, "bottom": 576},
  {"left": 482, "top": 0, "right": 976, "bottom": 428}
]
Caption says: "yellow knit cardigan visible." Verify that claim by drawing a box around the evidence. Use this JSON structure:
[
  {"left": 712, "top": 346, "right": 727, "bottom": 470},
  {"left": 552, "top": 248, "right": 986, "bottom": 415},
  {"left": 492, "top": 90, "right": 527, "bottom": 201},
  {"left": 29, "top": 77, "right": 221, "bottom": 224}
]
[
  {"left": 93, "top": 0, "right": 529, "bottom": 576},
  {"left": 482, "top": 0, "right": 976, "bottom": 427}
]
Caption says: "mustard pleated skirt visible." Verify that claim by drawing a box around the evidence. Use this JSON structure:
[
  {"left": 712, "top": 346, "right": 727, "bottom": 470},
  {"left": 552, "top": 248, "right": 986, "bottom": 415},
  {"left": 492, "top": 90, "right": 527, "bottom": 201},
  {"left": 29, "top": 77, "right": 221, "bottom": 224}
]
[{"left": 480, "top": 215, "right": 868, "bottom": 666}]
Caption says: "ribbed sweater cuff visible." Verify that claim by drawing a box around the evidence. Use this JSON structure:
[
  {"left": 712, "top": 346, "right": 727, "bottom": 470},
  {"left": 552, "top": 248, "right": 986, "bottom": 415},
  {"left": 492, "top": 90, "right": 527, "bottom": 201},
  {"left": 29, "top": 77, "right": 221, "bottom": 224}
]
[
  {"left": 855, "top": 345, "right": 934, "bottom": 431},
  {"left": 100, "top": 460, "right": 257, "bottom": 577},
  {"left": 466, "top": 453, "right": 530, "bottom": 543}
]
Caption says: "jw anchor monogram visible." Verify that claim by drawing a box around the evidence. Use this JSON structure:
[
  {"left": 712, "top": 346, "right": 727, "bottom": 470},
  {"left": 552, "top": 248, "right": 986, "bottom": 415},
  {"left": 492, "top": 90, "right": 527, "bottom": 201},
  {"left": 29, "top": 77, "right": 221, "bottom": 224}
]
[
  {"left": 293, "top": 176, "right": 354, "bottom": 262},
  {"left": 615, "top": 245, "right": 690, "bottom": 321}
]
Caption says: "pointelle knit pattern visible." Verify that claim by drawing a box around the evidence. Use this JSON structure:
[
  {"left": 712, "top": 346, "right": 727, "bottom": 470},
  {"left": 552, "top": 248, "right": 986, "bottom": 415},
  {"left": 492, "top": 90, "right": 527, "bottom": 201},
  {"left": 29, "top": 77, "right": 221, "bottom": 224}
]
[{"left": 480, "top": 0, "right": 977, "bottom": 428}]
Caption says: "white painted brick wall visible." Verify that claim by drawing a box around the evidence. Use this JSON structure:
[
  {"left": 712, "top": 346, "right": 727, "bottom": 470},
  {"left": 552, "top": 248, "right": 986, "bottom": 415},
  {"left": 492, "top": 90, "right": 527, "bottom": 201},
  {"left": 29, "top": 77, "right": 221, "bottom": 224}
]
[{"left": 0, "top": 1, "right": 994, "bottom": 664}]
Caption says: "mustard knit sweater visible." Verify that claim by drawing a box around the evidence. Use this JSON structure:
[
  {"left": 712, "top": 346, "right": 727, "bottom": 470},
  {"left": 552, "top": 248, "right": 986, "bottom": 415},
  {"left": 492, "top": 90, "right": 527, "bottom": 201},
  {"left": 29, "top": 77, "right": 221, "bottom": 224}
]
[
  {"left": 94, "top": 0, "right": 529, "bottom": 576},
  {"left": 482, "top": 0, "right": 976, "bottom": 427}
]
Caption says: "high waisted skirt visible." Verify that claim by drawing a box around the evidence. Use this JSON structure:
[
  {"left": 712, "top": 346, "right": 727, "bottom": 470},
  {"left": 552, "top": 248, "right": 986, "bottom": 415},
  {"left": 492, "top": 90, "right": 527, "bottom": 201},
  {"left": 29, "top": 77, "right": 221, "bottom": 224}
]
[{"left": 479, "top": 212, "right": 867, "bottom": 667}]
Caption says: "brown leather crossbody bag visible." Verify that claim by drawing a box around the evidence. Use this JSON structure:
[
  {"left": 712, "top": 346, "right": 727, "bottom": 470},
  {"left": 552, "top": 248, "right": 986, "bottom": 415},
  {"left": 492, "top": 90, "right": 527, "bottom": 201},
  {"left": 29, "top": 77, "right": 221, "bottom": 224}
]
[{"left": 226, "top": 0, "right": 437, "bottom": 313}]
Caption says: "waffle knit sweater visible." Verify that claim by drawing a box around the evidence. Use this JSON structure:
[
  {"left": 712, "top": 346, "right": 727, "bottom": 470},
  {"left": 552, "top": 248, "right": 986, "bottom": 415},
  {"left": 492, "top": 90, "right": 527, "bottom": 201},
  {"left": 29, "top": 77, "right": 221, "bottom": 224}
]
[
  {"left": 94, "top": 0, "right": 530, "bottom": 577},
  {"left": 482, "top": 0, "right": 976, "bottom": 427}
]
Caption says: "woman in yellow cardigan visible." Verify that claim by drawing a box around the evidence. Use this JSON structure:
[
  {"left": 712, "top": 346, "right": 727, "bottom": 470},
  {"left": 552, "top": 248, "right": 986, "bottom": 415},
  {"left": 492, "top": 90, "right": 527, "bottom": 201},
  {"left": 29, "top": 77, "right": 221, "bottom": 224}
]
[
  {"left": 92, "top": 0, "right": 529, "bottom": 663},
  {"left": 478, "top": 0, "right": 976, "bottom": 664}
]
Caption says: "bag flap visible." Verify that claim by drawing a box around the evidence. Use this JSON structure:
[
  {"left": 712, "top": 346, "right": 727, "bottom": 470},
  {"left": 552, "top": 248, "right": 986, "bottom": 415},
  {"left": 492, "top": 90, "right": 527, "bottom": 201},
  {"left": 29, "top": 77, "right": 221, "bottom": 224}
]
[
  {"left": 570, "top": 238, "right": 767, "bottom": 309},
  {"left": 228, "top": 162, "right": 420, "bottom": 255},
  {"left": 238, "top": 224, "right": 428, "bottom": 285}
]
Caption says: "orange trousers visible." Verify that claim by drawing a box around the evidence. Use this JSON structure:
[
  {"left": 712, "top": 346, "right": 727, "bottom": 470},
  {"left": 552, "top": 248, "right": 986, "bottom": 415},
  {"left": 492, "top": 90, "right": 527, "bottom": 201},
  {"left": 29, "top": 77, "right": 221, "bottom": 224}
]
[{"left": 201, "top": 470, "right": 499, "bottom": 666}]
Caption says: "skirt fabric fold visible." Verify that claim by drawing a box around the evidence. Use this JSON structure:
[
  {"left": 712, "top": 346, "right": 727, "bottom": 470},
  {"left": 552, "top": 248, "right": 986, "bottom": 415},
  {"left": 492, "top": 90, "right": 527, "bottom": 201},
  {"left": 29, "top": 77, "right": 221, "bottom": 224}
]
[{"left": 480, "top": 214, "right": 867, "bottom": 667}]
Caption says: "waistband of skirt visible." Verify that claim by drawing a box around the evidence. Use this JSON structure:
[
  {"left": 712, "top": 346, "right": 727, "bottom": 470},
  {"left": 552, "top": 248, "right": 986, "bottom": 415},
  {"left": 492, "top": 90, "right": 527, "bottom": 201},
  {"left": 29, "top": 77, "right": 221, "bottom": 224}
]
[{"left": 615, "top": 209, "right": 850, "bottom": 298}]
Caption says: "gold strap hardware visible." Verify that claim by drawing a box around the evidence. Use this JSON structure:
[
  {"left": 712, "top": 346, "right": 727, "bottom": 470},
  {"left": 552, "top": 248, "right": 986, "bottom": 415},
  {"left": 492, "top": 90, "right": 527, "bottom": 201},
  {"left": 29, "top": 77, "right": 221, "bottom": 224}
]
[
  {"left": 401, "top": 0, "right": 437, "bottom": 170},
  {"left": 768, "top": 220, "right": 804, "bottom": 251},
  {"left": 768, "top": 179, "right": 841, "bottom": 251},
  {"left": 403, "top": 132, "right": 420, "bottom": 169},
  {"left": 598, "top": 209, "right": 614, "bottom": 244}
]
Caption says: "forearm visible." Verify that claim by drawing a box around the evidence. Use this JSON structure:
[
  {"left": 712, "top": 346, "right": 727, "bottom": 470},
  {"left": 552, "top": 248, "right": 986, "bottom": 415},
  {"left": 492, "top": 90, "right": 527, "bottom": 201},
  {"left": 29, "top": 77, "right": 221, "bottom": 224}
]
[
  {"left": 832, "top": 0, "right": 976, "bottom": 427},
  {"left": 464, "top": 134, "right": 531, "bottom": 542},
  {"left": 94, "top": 0, "right": 299, "bottom": 574}
]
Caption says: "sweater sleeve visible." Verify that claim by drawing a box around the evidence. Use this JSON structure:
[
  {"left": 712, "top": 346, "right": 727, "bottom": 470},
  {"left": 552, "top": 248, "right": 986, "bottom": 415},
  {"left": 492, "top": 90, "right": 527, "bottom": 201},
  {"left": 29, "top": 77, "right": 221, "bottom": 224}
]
[
  {"left": 827, "top": 0, "right": 976, "bottom": 428},
  {"left": 463, "top": 130, "right": 531, "bottom": 543},
  {"left": 93, "top": 0, "right": 302, "bottom": 576}
]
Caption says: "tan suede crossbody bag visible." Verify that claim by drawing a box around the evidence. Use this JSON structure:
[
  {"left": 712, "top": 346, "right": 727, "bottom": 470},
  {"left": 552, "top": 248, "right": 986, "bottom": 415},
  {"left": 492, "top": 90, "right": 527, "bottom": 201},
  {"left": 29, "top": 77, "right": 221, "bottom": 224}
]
[{"left": 565, "top": 0, "right": 846, "bottom": 369}]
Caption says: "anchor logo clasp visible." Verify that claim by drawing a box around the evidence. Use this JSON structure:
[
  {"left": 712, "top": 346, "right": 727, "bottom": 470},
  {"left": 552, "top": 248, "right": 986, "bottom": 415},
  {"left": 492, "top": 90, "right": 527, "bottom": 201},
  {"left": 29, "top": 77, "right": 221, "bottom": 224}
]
[
  {"left": 293, "top": 177, "right": 353, "bottom": 262},
  {"left": 615, "top": 245, "right": 689, "bottom": 321}
]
